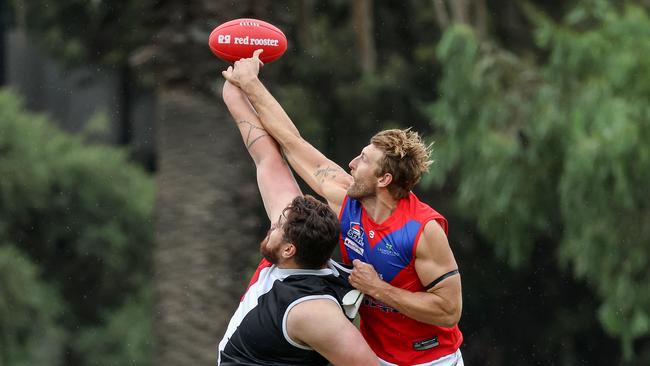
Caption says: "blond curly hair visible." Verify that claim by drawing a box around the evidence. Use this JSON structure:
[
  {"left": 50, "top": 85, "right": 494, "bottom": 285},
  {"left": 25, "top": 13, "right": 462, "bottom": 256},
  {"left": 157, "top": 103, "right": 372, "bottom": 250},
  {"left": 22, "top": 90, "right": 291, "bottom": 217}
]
[{"left": 370, "top": 128, "right": 433, "bottom": 199}]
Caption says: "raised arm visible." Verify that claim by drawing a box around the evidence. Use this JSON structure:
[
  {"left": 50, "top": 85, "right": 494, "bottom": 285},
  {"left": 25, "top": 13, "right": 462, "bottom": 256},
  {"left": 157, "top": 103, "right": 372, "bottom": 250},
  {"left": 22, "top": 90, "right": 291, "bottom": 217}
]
[
  {"left": 286, "top": 299, "right": 379, "bottom": 366},
  {"left": 349, "top": 221, "right": 462, "bottom": 327},
  {"left": 222, "top": 51, "right": 352, "bottom": 213},
  {"left": 222, "top": 80, "right": 301, "bottom": 221}
]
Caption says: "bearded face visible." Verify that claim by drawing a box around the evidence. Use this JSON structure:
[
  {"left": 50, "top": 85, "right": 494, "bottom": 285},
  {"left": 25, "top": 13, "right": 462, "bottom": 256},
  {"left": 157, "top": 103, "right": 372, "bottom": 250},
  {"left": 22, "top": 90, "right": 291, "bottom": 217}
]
[
  {"left": 346, "top": 173, "right": 376, "bottom": 199},
  {"left": 347, "top": 144, "right": 384, "bottom": 199},
  {"left": 259, "top": 217, "right": 286, "bottom": 265},
  {"left": 259, "top": 235, "right": 282, "bottom": 264}
]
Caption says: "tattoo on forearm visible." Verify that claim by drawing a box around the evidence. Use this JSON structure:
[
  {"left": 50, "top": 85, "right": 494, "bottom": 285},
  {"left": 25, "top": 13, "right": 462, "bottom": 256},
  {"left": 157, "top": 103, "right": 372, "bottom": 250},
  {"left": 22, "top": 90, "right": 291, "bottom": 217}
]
[
  {"left": 237, "top": 120, "right": 269, "bottom": 149},
  {"left": 246, "top": 134, "right": 270, "bottom": 149},
  {"left": 314, "top": 166, "right": 341, "bottom": 183}
]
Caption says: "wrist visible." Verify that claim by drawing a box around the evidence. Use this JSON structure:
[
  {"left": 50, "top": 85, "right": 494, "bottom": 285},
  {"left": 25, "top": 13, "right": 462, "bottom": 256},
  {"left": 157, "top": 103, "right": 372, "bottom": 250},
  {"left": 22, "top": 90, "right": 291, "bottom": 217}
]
[
  {"left": 240, "top": 76, "right": 262, "bottom": 94},
  {"left": 371, "top": 280, "right": 392, "bottom": 301}
]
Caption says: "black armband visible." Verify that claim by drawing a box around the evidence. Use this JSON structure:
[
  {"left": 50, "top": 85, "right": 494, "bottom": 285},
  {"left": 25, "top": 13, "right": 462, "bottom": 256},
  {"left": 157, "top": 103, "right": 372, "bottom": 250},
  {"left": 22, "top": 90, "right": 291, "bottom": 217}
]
[{"left": 425, "top": 269, "right": 459, "bottom": 290}]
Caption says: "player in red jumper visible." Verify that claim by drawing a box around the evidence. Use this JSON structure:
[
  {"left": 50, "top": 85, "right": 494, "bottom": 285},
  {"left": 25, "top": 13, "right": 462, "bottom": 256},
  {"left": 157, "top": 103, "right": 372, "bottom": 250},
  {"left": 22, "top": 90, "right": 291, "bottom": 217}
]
[{"left": 223, "top": 50, "right": 464, "bottom": 366}]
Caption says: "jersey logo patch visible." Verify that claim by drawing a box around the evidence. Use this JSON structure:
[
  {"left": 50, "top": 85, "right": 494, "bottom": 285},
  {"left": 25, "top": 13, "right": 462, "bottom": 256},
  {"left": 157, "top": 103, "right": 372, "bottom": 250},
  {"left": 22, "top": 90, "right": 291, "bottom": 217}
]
[
  {"left": 363, "top": 296, "right": 398, "bottom": 313},
  {"left": 347, "top": 222, "right": 364, "bottom": 243},
  {"left": 344, "top": 222, "right": 365, "bottom": 255},
  {"left": 377, "top": 242, "right": 398, "bottom": 257},
  {"left": 344, "top": 237, "right": 364, "bottom": 255},
  {"left": 413, "top": 336, "right": 439, "bottom": 351}
]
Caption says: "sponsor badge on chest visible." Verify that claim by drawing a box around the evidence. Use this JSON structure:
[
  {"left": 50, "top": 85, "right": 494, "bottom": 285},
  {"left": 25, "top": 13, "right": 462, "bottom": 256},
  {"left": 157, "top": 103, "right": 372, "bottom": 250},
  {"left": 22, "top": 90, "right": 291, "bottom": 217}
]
[{"left": 344, "top": 222, "right": 365, "bottom": 255}]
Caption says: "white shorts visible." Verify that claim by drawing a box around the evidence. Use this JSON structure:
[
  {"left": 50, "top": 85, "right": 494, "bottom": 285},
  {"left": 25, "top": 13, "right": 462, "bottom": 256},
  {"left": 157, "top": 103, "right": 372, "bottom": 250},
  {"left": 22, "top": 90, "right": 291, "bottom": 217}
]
[{"left": 378, "top": 349, "right": 464, "bottom": 366}]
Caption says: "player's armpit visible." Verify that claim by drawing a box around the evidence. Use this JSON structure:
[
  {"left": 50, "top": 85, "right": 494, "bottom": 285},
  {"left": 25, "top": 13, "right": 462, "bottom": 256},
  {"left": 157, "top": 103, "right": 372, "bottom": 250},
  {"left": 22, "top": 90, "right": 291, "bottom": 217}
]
[{"left": 286, "top": 299, "right": 378, "bottom": 366}]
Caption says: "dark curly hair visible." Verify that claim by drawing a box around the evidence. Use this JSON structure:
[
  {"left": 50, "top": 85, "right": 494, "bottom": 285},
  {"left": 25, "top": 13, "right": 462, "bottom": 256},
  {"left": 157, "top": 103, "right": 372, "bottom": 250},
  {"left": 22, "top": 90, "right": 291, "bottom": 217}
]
[{"left": 281, "top": 195, "right": 340, "bottom": 269}]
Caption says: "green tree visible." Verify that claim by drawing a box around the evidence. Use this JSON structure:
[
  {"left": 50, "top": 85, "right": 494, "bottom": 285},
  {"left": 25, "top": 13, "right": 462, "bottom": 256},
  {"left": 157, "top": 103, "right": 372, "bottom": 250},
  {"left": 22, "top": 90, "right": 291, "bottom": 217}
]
[
  {"left": 0, "top": 89, "right": 154, "bottom": 365},
  {"left": 0, "top": 245, "right": 64, "bottom": 366},
  {"left": 73, "top": 289, "right": 152, "bottom": 366},
  {"left": 14, "top": 0, "right": 149, "bottom": 65},
  {"left": 429, "top": 2, "right": 650, "bottom": 362}
]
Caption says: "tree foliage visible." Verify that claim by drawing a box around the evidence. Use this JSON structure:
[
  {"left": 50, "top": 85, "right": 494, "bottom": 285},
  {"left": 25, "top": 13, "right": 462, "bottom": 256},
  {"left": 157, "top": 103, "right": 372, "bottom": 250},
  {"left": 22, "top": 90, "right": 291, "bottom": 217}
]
[
  {"left": 13, "top": 0, "right": 151, "bottom": 65},
  {"left": 0, "top": 89, "right": 154, "bottom": 365},
  {"left": 429, "top": 2, "right": 650, "bottom": 361},
  {"left": 73, "top": 289, "right": 152, "bottom": 366},
  {"left": 0, "top": 245, "right": 64, "bottom": 366}
]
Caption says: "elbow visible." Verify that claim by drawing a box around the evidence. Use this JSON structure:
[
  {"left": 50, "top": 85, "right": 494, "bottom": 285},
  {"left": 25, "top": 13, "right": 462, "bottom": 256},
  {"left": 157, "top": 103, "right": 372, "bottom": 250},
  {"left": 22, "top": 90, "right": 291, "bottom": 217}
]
[
  {"left": 434, "top": 302, "right": 462, "bottom": 328},
  {"left": 448, "top": 304, "right": 463, "bottom": 328},
  {"left": 435, "top": 313, "right": 460, "bottom": 329},
  {"left": 442, "top": 310, "right": 462, "bottom": 328}
]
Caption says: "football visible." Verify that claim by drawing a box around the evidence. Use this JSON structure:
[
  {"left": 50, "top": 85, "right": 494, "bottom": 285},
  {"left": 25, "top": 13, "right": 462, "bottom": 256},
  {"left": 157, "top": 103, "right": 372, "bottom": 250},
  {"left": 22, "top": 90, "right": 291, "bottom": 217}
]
[{"left": 209, "top": 18, "right": 288, "bottom": 63}]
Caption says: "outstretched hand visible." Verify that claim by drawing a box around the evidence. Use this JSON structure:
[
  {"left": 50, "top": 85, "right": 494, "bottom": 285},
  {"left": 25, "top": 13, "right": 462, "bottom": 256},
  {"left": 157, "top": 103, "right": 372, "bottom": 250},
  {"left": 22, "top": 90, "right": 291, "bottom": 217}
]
[{"left": 222, "top": 49, "right": 264, "bottom": 89}]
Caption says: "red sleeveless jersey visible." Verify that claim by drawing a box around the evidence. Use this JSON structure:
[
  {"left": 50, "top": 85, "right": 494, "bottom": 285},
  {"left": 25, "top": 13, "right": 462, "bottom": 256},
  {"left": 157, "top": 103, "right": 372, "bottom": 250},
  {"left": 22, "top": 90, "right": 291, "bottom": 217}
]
[{"left": 338, "top": 192, "right": 463, "bottom": 365}]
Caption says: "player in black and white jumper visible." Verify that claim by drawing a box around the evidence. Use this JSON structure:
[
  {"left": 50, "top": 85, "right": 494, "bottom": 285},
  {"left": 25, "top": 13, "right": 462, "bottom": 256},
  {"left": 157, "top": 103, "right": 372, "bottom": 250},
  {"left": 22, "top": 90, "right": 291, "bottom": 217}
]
[{"left": 217, "top": 80, "right": 378, "bottom": 366}]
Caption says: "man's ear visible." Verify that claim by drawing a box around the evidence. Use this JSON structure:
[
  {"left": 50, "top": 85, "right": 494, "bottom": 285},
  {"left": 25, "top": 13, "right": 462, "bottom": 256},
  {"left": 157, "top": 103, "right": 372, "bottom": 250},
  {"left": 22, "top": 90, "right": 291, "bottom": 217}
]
[
  {"left": 281, "top": 243, "right": 296, "bottom": 259},
  {"left": 377, "top": 173, "right": 393, "bottom": 188}
]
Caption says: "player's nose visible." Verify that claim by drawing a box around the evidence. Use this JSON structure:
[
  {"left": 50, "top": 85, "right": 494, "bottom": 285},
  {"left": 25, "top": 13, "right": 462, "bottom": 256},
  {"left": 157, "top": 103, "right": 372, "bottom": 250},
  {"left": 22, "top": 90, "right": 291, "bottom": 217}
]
[{"left": 349, "top": 156, "right": 359, "bottom": 171}]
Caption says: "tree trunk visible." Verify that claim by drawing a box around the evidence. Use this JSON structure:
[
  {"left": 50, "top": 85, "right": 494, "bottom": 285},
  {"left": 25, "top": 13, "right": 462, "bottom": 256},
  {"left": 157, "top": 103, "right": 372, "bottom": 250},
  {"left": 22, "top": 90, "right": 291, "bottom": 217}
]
[
  {"left": 474, "top": 0, "right": 488, "bottom": 39},
  {"left": 152, "top": 88, "right": 262, "bottom": 365},
  {"left": 352, "top": 0, "right": 376, "bottom": 74},
  {"left": 449, "top": 0, "right": 470, "bottom": 24},
  {"left": 296, "top": 0, "right": 314, "bottom": 48},
  {"left": 433, "top": 0, "right": 450, "bottom": 29}
]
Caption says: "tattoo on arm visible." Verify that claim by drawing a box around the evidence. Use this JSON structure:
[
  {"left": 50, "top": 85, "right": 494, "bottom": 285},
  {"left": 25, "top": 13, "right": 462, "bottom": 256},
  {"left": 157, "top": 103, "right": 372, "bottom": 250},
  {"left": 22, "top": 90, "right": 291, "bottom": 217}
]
[
  {"left": 237, "top": 120, "right": 269, "bottom": 149},
  {"left": 314, "top": 166, "right": 342, "bottom": 184}
]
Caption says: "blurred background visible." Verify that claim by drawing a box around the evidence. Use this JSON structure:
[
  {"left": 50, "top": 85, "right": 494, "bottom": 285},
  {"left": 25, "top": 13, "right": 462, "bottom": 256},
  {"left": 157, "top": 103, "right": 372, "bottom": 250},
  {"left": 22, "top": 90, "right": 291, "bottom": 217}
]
[{"left": 1, "top": 0, "right": 649, "bottom": 365}]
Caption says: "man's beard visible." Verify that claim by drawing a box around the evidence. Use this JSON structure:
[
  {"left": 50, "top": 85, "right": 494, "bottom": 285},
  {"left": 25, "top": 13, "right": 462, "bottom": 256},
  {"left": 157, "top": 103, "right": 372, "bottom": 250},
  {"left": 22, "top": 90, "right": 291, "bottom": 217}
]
[
  {"left": 259, "top": 236, "right": 281, "bottom": 265},
  {"left": 347, "top": 179, "right": 375, "bottom": 200}
]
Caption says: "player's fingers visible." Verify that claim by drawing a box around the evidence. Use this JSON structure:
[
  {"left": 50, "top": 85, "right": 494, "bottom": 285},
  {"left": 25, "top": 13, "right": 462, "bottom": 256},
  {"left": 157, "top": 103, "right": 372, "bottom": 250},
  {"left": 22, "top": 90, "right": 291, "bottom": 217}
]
[
  {"left": 252, "top": 49, "right": 265, "bottom": 67},
  {"left": 354, "top": 259, "right": 372, "bottom": 270}
]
